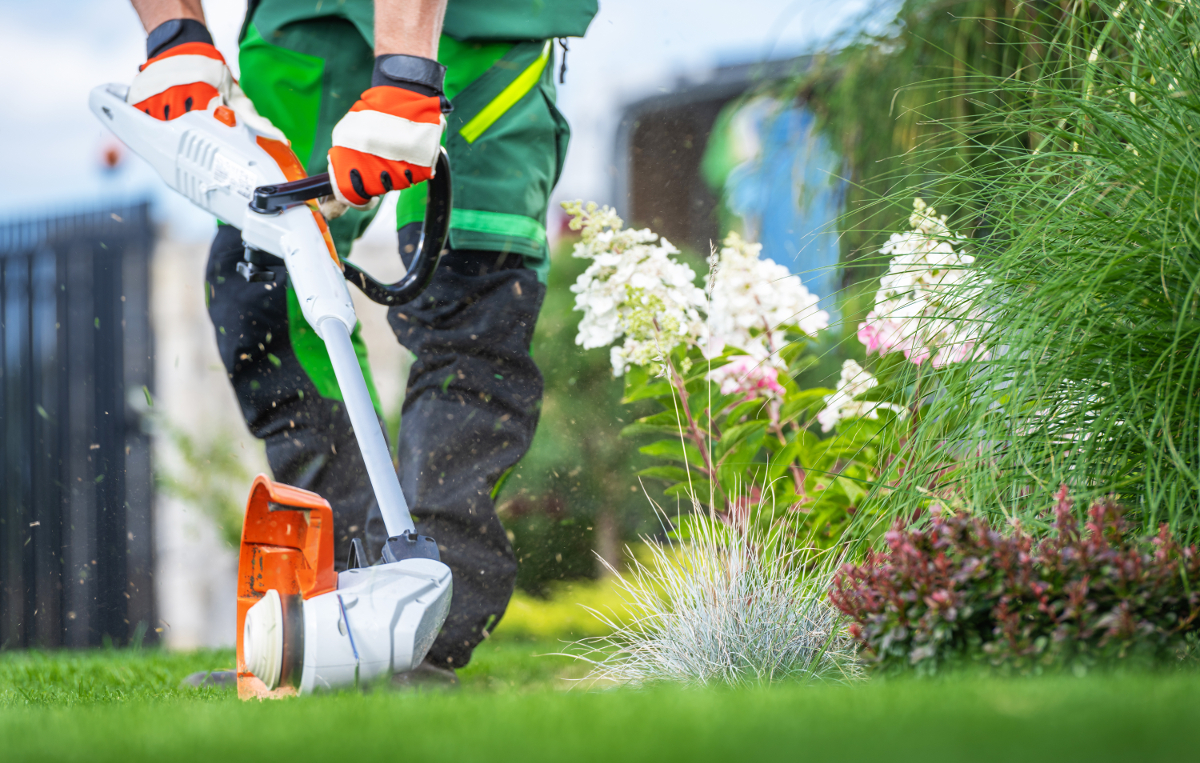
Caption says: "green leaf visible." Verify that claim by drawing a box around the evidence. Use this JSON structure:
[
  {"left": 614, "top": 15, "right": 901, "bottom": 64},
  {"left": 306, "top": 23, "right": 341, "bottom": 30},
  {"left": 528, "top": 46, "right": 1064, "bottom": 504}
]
[
  {"left": 665, "top": 480, "right": 716, "bottom": 500},
  {"left": 768, "top": 429, "right": 819, "bottom": 481},
  {"left": 683, "top": 359, "right": 723, "bottom": 384},
  {"left": 807, "top": 481, "right": 851, "bottom": 514},
  {"left": 777, "top": 338, "right": 811, "bottom": 365},
  {"left": 621, "top": 365, "right": 672, "bottom": 403},
  {"left": 685, "top": 388, "right": 734, "bottom": 417},
  {"left": 636, "top": 465, "right": 691, "bottom": 482},
  {"left": 788, "top": 354, "right": 820, "bottom": 376},
  {"left": 719, "top": 420, "right": 769, "bottom": 451},
  {"left": 639, "top": 410, "right": 682, "bottom": 426},
  {"left": 854, "top": 383, "right": 899, "bottom": 403},
  {"left": 621, "top": 378, "right": 672, "bottom": 404},
  {"left": 722, "top": 398, "right": 772, "bottom": 425},
  {"left": 639, "top": 438, "right": 706, "bottom": 468},
  {"left": 831, "top": 416, "right": 888, "bottom": 446},
  {"left": 815, "top": 440, "right": 877, "bottom": 466},
  {"left": 835, "top": 475, "right": 869, "bottom": 505},
  {"left": 768, "top": 488, "right": 807, "bottom": 509},
  {"left": 623, "top": 363, "right": 649, "bottom": 389},
  {"left": 619, "top": 422, "right": 681, "bottom": 439},
  {"left": 715, "top": 438, "right": 767, "bottom": 494},
  {"left": 620, "top": 410, "right": 687, "bottom": 438},
  {"left": 780, "top": 388, "right": 832, "bottom": 423}
]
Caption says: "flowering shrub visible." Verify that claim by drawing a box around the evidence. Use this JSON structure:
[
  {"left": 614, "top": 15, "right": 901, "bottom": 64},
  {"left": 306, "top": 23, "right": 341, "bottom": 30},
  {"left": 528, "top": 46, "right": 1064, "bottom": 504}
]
[
  {"left": 857, "top": 199, "right": 988, "bottom": 368},
  {"left": 566, "top": 203, "right": 828, "bottom": 375},
  {"left": 814, "top": 199, "right": 990, "bottom": 483},
  {"left": 563, "top": 196, "right": 1001, "bottom": 545},
  {"left": 829, "top": 487, "right": 1200, "bottom": 674},
  {"left": 565, "top": 202, "right": 892, "bottom": 544}
]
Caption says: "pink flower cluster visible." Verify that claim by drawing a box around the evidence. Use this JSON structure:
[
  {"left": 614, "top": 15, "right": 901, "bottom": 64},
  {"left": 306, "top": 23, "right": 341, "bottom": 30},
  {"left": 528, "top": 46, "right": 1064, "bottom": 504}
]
[
  {"left": 856, "top": 315, "right": 906, "bottom": 358},
  {"left": 709, "top": 356, "right": 785, "bottom": 401},
  {"left": 857, "top": 316, "right": 980, "bottom": 368}
]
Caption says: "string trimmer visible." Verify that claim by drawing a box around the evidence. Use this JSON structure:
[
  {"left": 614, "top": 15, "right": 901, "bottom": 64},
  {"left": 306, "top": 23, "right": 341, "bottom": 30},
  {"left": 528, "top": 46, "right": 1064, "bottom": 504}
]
[{"left": 89, "top": 84, "right": 453, "bottom": 698}]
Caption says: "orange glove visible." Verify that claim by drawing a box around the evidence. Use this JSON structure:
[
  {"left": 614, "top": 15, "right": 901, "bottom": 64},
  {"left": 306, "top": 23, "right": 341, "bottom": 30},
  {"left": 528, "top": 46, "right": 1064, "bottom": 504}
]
[
  {"left": 127, "top": 19, "right": 283, "bottom": 138},
  {"left": 327, "top": 55, "right": 448, "bottom": 210}
]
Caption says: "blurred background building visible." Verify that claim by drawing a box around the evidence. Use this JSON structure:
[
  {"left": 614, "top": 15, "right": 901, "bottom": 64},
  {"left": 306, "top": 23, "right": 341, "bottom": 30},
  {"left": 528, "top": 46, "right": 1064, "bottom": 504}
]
[
  {"left": 0, "top": 0, "right": 873, "bottom": 649},
  {"left": 616, "top": 55, "right": 845, "bottom": 304}
]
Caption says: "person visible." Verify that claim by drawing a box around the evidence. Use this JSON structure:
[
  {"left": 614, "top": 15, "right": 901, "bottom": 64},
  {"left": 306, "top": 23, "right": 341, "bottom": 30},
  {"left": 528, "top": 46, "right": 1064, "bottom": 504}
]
[{"left": 127, "top": 0, "right": 595, "bottom": 685}]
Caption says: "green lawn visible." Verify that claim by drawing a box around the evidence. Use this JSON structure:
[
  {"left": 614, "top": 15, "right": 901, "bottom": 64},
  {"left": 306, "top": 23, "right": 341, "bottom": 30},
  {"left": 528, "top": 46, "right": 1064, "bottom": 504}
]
[{"left": 3, "top": 638, "right": 1200, "bottom": 762}]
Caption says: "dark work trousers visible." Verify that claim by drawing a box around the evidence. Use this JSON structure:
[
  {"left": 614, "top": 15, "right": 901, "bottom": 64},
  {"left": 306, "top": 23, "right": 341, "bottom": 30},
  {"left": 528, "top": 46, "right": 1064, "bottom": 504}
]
[
  {"left": 206, "top": 224, "right": 545, "bottom": 668},
  {"left": 379, "top": 236, "right": 545, "bottom": 667}
]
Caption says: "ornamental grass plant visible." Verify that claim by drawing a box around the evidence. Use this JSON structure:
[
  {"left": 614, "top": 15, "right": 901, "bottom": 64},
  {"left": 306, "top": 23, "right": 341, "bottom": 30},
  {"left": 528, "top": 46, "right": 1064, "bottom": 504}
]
[
  {"left": 827, "top": 0, "right": 1200, "bottom": 539},
  {"left": 572, "top": 507, "right": 859, "bottom": 687}
]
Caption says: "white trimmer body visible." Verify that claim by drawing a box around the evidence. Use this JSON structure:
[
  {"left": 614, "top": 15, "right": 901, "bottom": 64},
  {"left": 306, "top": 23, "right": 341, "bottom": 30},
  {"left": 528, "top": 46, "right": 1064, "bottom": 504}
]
[
  {"left": 302, "top": 559, "right": 453, "bottom": 690},
  {"left": 91, "top": 84, "right": 451, "bottom": 693}
]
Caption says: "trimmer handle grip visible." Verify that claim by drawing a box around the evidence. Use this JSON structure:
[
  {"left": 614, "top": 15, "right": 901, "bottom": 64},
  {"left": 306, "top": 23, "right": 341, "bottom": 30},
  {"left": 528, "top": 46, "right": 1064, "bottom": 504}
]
[
  {"left": 342, "top": 149, "right": 451, "bottom": 307},
  {"left": 249, "top": 149, "right": 451, "bottom": 307}
]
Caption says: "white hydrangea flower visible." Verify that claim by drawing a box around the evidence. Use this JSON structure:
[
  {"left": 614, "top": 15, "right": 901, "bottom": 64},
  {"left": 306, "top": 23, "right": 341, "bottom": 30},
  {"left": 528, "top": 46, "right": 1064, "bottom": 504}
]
[
  {"left": 565, "top": 201, "right": 708, "bottom": 376},
  {"left": 565, "top": 204, "right": 832, "bottom": 378},
  {"left": 707, "top": 232, "right": 829, "bottom": 362},
  {"left": 818, "top": 359, "right": 908, "bottom": 433},
  {"left": 857, "top": 199, "right": 988, "bottom": 367}
]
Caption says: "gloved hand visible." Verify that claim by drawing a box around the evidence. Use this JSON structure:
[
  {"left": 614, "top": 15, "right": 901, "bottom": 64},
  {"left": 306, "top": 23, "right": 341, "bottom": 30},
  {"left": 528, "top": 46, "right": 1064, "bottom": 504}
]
[
  {"left": 127, "top": 18, "right": 284, "bottom": 139},
  {"left": 325, "top": 54, "right": 448, "bottom": 215}
]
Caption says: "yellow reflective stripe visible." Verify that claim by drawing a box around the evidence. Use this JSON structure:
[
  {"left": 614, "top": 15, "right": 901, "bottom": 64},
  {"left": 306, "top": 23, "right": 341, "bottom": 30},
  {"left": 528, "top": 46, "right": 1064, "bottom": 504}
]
[{"left": 459, "top": 41, "right": 551, "bottom": 144}]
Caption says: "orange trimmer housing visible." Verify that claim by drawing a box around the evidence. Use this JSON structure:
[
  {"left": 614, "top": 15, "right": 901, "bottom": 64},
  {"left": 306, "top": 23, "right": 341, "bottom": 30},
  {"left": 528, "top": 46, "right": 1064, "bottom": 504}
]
[{"left": 235, "top": 474, "right": 337, "bottom": 700}]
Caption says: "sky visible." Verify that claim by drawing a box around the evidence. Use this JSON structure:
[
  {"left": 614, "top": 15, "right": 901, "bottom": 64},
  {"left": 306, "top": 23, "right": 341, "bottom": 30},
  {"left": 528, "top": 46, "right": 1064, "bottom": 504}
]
[{"left": 0, "top": 0, "right": 876, "bottom": 244}]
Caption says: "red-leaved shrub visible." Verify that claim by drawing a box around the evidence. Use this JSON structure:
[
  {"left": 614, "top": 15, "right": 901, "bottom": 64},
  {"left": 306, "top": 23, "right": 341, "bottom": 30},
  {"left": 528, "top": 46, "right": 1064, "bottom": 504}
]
[{"left": 829, "top": 487, "right": 1200, "bottom": 673}]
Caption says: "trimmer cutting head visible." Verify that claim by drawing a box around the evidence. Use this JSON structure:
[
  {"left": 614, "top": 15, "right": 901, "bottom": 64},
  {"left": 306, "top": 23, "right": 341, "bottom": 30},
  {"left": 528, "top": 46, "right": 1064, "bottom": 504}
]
[{"left": 236, "top": 476, "right": 452, "bottom": 698}]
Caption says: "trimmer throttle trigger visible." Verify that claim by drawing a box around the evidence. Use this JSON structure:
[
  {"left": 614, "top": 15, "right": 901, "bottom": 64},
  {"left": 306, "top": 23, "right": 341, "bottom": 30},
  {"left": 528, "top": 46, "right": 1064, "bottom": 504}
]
[
  {"left": 246, "top": 151, "right": 450, "bottom": 308},
  {"left": 237, "top": 245, "right": 277, "bottom": 283}
]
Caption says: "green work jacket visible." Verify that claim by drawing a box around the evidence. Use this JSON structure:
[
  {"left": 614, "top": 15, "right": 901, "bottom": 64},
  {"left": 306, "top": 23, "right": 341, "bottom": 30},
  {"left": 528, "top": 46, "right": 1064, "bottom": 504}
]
[{"left": 244, "top": 0, "right": 598, "bottom": 44}]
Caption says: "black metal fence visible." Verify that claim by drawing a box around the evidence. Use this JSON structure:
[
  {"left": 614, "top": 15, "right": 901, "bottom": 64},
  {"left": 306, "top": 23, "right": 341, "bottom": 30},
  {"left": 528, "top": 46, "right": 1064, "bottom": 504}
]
[{"left": 1, "top": 203, "right": 155, "bottom": 648}]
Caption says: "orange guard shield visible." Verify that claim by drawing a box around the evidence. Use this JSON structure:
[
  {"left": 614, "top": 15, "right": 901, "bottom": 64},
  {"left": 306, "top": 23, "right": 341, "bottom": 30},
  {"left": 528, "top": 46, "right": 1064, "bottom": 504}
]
[{"left": 235, "top": 474, "right": 336, "bottom": 700}]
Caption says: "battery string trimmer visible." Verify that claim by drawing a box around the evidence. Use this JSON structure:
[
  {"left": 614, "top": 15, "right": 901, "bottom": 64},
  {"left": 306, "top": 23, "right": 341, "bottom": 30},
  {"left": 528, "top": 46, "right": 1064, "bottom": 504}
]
[{"left": 90, "top": 84, "right": 453, "bottom": 699}]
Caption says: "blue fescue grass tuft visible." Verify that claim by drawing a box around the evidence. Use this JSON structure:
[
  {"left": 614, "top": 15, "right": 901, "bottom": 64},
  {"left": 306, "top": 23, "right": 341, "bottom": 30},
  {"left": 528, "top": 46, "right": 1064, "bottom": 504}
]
[{"left": 570, "top": 509, "right": 859, "bottom": 687}]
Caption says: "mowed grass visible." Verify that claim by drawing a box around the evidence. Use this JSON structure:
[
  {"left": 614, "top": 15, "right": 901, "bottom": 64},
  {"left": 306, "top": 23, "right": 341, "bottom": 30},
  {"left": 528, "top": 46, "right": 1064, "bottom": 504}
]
[
  {"left": 0, "top": 637, "right": 584, "bottom": 706},
  {"left": 3, "top": 638, "right": 1200, "bottom": 762}
]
